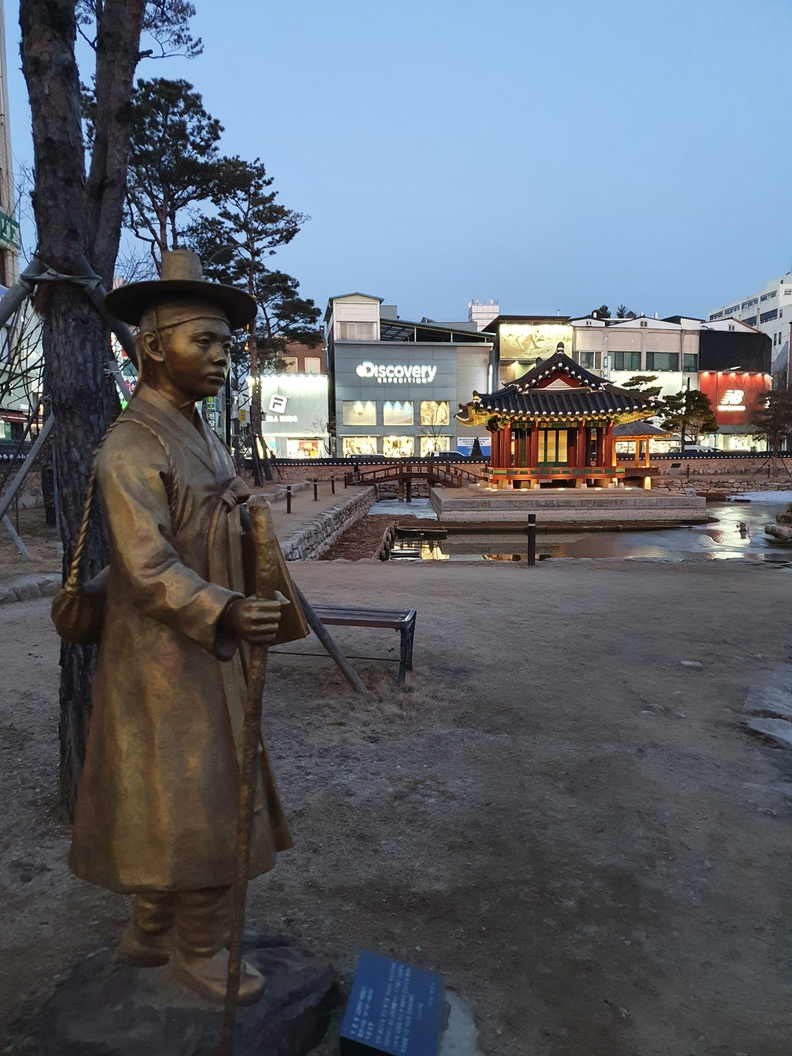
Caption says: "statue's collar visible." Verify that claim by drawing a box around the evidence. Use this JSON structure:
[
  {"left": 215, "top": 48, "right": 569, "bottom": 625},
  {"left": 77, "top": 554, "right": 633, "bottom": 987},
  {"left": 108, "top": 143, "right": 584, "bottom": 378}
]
[{"left": 131, "top": 384, "right": 220, "bottom": 474}]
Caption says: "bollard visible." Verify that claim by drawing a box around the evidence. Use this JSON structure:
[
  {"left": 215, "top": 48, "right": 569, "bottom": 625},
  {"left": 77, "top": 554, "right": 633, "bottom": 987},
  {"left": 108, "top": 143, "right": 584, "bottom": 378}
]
[
  {"left": 331, "top": 475, "right": 335, "bottom": 494},
  {"left": 313, "top": 480, "right": 318, "bottom": 501},
  {"left": 286, "top": 485, "right": 292, "bottom": 514},
  {"left": 406, "top": 477, "right": 412, "bottom": 504},
  {"left": 527, "top": 513, "right": 536, "bottom": 567},
  {"left": 344, "top": 473, "right": 348, "bottom": 489}
]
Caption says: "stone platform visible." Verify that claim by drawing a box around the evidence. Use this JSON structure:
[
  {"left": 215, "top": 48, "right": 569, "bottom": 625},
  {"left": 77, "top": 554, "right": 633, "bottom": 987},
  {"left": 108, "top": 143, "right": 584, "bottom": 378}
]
[
  {"left": 430, "top": 485, "right": 708, "bottom": 528},
  {"left": 35, "top": 933, "right": 338, "bottom": 1056}
]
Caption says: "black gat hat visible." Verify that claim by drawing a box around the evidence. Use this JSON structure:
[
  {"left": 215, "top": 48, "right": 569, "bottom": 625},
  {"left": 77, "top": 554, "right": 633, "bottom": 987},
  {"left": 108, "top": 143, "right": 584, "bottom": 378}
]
[{"left": 104, "top": 250, "right": 257, "bottom": 330}]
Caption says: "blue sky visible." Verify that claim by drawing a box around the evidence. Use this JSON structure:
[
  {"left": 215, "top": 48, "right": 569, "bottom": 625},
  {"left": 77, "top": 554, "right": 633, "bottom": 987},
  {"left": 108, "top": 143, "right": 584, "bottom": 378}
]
[{"left": 5, "top": 0, "right": 792, "bottom": 322}]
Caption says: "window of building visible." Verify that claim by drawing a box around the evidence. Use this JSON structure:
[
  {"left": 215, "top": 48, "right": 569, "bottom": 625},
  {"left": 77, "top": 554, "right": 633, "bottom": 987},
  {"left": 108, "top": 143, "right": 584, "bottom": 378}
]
[
  {"left": 743, "top": 316, "right": 757, "bottom": 326},
  {"left": 646, "top": 352, "right": 679, "bottom": 371},
  {"left": 538, "top": 429, "right": 568, "bottom": 464},
  {"left": 742, "top": 298, "right": 758, "bottom": 309},
  {"left": 420, "top": 400, "right": 450, "bottom": 426},
  {"left": 760, "top": 309, "right": 778, "bottom": 323},
  {"left": 576, "top": 351, "right": 601, "bottom": 369},
  {"left": 304, "top": 357, "right": 321, "bottom": 374},
  {"left": 281, "top": 356, "right": 298, "bottom": 373},
  {"left": 342, "top": 400, "right": 377, "bottom": 426},
  {"left": 725, "top": 305, "right": 739, "bottom": 315},
  {"left": 639, "top": 320, "right": 648, "bottom": 328},
  {"left": 383, "top": 401, "right": 414, "bottom": 426},
  {"left": 760, "top": 290, "right": 777, "bottom": 301},
  {"left": 342, "top": 436, "right": 378, "bottom": 457},
  {"left": 383, "top": 435, "right": 414, "bottom": 458},
  {"left": 287, "top": 439, "right": 322, "bottom": 459},
  {"left": 709, "top": 312, "right": 724, "bottom": 320},
  {"left": 336, "top": 321, "right": 377, "bottom": 341},
  {"left": 612, "top": 352, "right": 640, "bottom": 371},
  {"left": 420, "top": 434, "right": 451, "bottom": 456},
  {"left": 683, "top": 353, "right": 698, "bottom": 372}
]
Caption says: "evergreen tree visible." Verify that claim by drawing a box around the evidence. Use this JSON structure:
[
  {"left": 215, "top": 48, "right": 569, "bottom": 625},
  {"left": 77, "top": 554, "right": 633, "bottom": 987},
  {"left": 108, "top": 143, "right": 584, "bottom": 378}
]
[
  {"left": 620, "top": 374, "right": 662, "bottom": 397},
  {"left": 20, "top": 0, "right": 199, "bottom": 818},
  {"left": 659, "top": 389, "right": 718, "bottom": 450},
  {"left": 124, "top": 77, "right": 223, "bottom": 262},
  {"left": 751, "top": 390, "right": 792, "bottom": 460},
  {"left": 184, "top": 157, "right": 320, "bottom": 442}
]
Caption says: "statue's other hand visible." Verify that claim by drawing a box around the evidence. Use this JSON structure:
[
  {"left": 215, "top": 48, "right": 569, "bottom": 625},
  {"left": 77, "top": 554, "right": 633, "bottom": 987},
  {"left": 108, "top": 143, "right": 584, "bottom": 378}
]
[{"left": 222, "top": 591, "right": 289, "bottom": 645}]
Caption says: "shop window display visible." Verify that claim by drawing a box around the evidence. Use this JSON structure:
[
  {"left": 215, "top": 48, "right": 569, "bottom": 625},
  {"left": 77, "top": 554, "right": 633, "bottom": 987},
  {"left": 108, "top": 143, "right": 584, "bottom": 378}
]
[
  {"left": 420, "top": 400, "right": 450, "bottom": 426},
  {"left": 383, "top": 401, "right": 414, "bottom": 426},
  {"left": 420, "top": 435, "right": 451, "bottom": 456},
  {"left": 342, "top": 400, "right": 377, "bottom": 426},
  {"left": 287, "top": 439, "right": 321, "bottom": 459},
  {"left": 342, "top": 436, "right": 378, "bottom": 457},
  {"left": 382, "top": 435, "right": 414, "bottom": 458}
]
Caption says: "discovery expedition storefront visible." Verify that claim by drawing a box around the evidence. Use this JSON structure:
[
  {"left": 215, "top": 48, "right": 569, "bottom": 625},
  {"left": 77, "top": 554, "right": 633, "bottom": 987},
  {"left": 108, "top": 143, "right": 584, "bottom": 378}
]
[{"left": 326, "top": 293, "right": 493, "bottom": 457}]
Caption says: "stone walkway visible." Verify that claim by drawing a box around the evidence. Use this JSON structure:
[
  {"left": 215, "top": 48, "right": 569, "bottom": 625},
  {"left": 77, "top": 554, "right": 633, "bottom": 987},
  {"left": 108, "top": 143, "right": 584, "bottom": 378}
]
[{"left": 0, "top": 482, "right": 375, "bottom": 603}]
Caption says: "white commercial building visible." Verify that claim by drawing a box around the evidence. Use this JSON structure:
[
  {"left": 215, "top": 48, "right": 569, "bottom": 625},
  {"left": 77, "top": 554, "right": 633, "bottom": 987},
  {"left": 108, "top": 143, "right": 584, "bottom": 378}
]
[
  {"left": 708, "top": 273, "right": 792, "bottom": 377},
  {"left": 569, "top": 316, "right": 701, "bottom": 398}
]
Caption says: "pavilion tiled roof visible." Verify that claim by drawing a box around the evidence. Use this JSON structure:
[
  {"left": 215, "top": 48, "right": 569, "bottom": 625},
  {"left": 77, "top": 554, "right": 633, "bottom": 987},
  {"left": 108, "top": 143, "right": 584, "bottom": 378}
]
[{"left": 459, "top": 351, "right": 661, "bottom": 422}]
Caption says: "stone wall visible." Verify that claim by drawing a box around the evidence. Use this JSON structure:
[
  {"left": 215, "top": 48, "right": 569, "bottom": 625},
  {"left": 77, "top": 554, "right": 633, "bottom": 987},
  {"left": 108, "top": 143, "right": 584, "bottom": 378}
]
[{"left": 279, "top": 487, "right": 378, "bottom": 561}]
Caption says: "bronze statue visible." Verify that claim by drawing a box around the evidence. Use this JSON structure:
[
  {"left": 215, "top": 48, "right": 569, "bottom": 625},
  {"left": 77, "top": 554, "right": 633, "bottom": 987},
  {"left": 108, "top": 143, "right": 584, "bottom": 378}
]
[{"left": 64, "top": 251, "right": 307, "bottom": 1005}]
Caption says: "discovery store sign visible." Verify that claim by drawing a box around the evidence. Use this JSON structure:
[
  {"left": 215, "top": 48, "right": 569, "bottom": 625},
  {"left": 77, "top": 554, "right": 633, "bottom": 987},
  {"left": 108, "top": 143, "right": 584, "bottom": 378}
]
[{"left": 355, "top": 361, "right": 438, "bottom": 384}]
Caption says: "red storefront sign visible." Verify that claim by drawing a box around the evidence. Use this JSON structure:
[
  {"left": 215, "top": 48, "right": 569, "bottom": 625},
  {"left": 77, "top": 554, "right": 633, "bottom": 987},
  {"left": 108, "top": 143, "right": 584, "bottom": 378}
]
[{"left": 698, "top": 371, "right": 771, "bottom": 426}]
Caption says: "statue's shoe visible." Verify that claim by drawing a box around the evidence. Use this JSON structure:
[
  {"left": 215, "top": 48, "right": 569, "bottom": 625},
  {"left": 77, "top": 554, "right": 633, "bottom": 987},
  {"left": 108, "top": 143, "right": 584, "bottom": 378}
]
[
  {"left": 170, "top": 947, "right": 266, "bottom": 1006},
  {"left": 116, "top": 924, "right": 172, "bottom": 967}
]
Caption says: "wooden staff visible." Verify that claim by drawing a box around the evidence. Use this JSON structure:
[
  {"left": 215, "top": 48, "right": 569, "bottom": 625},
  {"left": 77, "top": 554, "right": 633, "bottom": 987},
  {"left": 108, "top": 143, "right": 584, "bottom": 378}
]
[{"left": 218, "top": 499, "right": 279, "bottom": 1055}]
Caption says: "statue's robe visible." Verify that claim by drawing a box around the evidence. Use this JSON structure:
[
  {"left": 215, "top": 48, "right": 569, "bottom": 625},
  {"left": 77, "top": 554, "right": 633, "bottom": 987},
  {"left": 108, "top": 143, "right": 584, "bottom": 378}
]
[{"left": 69, "top": 383, "right": 307, "bottom": 893}]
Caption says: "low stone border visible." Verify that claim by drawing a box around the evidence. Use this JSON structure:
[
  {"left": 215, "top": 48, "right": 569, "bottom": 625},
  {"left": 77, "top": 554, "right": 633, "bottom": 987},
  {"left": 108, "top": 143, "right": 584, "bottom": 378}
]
[
  {"left": 0, "top": 572, "right": 61, "bottom": 604},
  {"left": 280, "top": 487, "right": 378, "bottom": 561}
]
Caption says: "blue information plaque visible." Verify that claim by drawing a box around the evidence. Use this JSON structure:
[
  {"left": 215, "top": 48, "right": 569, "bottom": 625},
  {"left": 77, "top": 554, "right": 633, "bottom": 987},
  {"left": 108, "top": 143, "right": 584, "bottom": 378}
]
[{"left": 340, "top": 951, "right": 445, "bottom": 1056}]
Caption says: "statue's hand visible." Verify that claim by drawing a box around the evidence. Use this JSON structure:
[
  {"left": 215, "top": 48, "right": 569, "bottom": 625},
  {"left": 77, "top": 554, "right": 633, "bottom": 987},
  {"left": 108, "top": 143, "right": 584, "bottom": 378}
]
[{"left": 222, "top": 592, "right": 288, "bottom": 644}]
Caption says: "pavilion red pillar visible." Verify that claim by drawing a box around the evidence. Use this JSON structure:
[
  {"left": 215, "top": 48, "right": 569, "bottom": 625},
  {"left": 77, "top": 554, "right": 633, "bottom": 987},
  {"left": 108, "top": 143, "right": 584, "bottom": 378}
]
[
  {"left": 529, "top": 427, "right": 539, "bottom": 467},
  {"left": 492, "top": 430, "right": 502, "bottom": 468},
  {"left": 605, "top": 423, "right": 615, "bottom": 467},
  {"left": 577, "top": 426, "right": 588, "bottom": 468},
  {"left": 503, "top": 425, "right": 512, "bottom": 466},
  {"left": 595, "top": 427, "right": 604, "bottom": 467}
]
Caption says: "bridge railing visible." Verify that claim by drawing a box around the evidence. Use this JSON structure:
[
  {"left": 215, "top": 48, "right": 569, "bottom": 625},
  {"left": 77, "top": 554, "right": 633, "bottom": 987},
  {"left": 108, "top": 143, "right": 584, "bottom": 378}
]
[{"left": 349, "top": 461, "right": 482, "bottom": 488}]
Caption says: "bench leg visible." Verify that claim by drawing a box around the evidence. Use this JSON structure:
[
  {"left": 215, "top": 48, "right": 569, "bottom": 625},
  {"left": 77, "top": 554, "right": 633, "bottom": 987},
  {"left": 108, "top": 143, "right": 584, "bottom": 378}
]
[
  {"left": 397, "top": 617, "right": 416, "bottom": 685},
  {"left": 398, "top": 628, "right": 408, "bottom": 685}
]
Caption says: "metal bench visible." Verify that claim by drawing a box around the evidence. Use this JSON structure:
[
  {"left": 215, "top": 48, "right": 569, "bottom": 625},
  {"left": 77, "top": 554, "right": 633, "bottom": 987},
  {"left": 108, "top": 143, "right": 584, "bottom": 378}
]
[{"left": 310, "top": 605, "right": 417, "bottom": 685}]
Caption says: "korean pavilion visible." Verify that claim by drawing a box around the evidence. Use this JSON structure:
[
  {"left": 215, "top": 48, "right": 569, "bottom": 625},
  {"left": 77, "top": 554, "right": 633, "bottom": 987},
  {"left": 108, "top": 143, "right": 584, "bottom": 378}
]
[{"left": 456, "top": 351, "right": 661, "bottom": 489}]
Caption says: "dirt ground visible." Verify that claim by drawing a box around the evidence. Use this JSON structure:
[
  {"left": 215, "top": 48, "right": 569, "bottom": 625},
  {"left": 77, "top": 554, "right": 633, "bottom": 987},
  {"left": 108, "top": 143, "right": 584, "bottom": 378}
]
[
  {"left": 2, "top": 559, "right": 792, "bottom": 1055},
  {"left": 0, "top": 506, "right": 61, "bottom": 577}
]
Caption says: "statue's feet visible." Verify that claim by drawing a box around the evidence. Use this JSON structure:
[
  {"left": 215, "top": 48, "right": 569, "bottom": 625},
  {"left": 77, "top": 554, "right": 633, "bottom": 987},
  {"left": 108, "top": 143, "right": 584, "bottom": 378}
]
[
  {"left": 170, "top": 947, "right": 265, "bottom": 1006},
  {"left": 116, "top": 923, "right": 172, "bottom": 967}
]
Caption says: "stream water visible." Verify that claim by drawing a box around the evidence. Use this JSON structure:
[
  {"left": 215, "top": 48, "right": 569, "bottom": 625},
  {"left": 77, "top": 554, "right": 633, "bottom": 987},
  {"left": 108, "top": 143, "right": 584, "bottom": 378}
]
[{"left": 367, "top": 495, "right": 792, "bottom": 563}]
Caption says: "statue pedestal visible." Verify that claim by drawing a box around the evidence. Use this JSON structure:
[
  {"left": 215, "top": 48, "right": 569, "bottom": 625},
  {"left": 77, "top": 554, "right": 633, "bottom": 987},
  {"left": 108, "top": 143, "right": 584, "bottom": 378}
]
[{"left": 35, "top": 933, "right": 339, "bottom": 1056}]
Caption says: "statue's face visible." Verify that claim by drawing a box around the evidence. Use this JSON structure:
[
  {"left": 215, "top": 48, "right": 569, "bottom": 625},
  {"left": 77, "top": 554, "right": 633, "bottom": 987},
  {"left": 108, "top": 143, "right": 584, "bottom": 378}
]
[{"left": 157, "top": 316, "right": 233, "bottom": 400}]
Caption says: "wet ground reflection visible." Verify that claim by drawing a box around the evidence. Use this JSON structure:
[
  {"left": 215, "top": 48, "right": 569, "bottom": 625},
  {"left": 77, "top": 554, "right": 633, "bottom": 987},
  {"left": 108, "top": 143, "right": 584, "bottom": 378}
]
[{"left": 385, "top": 498, "right": 792, "bottom": 562}]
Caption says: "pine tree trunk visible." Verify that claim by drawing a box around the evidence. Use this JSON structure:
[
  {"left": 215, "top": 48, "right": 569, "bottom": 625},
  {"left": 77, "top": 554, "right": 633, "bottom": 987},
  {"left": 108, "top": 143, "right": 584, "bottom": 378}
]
[{"left": 20, "top": 0, "right": 145, "bottom": 819}]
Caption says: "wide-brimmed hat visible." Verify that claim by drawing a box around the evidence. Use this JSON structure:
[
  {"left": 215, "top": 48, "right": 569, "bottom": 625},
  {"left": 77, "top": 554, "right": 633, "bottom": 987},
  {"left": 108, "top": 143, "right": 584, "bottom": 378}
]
[{"left": 104, "top": 249, "right": 257, "bottom": 329}]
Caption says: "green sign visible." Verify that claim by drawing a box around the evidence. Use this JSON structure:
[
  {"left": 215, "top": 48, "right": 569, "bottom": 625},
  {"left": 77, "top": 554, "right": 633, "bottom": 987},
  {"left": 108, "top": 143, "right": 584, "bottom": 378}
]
[{"left": 0, "top": 211, "right": 21, "bottom": 253}]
